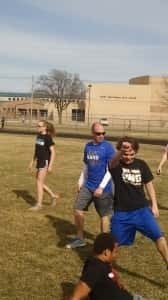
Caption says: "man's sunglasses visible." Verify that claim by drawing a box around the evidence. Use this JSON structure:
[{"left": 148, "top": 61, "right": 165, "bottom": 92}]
[{"left": 94, "top": 132, "right": 106, "bottom": 136}]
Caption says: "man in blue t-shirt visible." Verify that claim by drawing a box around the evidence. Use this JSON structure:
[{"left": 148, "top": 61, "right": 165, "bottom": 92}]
[{"left": 66, "top": 122, "right": 115, "bottom": 249}]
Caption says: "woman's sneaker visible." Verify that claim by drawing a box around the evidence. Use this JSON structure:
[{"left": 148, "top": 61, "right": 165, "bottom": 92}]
[{"left": 66, "top": 238, "right": 86, "bottom": 249}]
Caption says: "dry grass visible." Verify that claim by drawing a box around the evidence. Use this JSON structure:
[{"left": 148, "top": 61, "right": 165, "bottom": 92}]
[{"left": 0, "top": 134, "right": 168, "bottom": 299}]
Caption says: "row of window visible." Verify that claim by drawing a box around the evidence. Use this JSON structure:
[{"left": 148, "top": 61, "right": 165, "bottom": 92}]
[
  {"left": 100, "top": 96, "right": 136, "bottom": 99},
  {"left": 1, "top": 107, "right": 85, "bottom": 121},
  {"left": 8, "top": 97, "right": 25, "bottom": 101}
]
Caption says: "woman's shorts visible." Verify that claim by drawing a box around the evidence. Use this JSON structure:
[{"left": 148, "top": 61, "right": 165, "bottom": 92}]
[{"left": 36, "top": 159, "right": 49, "bottom": 170}]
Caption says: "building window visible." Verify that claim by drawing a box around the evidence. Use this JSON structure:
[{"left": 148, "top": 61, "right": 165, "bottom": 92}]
[{"left": 72, "top": 109, "right": 85, "bottom": 122}]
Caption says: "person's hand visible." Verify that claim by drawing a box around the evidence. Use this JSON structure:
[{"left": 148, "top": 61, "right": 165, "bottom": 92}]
[
  {"left": 94, "top": 187, "right": 103, "bottom": 198},
  {"left": 121, "top": 142, "right": 132, "bottom": 155},
  {"left": 28, "top": 162, "right": 33, "bottom": 173},
  {"left": 151, "top": 204, "right": 159, "bottom": 218},
  {"left": 156, "top": 167, "right": 161, "bottom": 175},
  {"left": 77, "top": 184, "right": 82, "bottom": 192},
  {"left": 48, "top": 166, "right": 52, "bottom": 173}
]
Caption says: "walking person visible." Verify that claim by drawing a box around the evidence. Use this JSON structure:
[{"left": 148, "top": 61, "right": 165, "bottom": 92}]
[
  {"left": 28, "top": 120, "right": 59, "bottom": 210},
  {"left": 70, "top": 233, "right": 155, "bottom": 300},
  {"left": 108, "top": 136, "right": 168, "bottom": 270},
  {"left": 1, "top": 116, "right": 5, "bottom": 129},
  {"left": 156, "top": 144, "right": 168, "bottom": 175},
  {"left": 66, "top": 122, "right": 115, "bottom": 249}
]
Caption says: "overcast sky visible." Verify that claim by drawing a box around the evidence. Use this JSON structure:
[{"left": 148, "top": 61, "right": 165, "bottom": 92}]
[{"left": 0, "top": 0, "right": 168, "bottom": 91}]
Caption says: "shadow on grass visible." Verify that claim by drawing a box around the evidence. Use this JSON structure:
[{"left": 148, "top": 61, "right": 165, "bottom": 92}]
[
  {"left": 158, "top": 203, "right": 168, "bottom": 210},
  {"left": 46, "top": 215, "right": 94, "bottom": 262},
  {"left": 115, "top": 263, "right": 166, "bottom": 288},
  {"left": 13, "top": 189, "right": 36, "bottom": 206},
  {"left": 61, "top": 282, "right": 74, "bottom": 300}
]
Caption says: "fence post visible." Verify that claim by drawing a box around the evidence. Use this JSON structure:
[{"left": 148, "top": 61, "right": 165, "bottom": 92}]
[{"left": 147, "top": 120, "right": 150, "bottom": 136}]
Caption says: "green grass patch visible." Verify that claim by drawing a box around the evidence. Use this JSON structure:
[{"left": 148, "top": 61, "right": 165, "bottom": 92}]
[{"left": 0, "top": 134, "right": 168, "bottom": 299}]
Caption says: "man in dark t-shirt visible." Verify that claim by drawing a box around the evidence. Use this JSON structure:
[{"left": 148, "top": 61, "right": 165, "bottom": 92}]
[
  {"left": 108, "top": 136, "right": 168, "bottom": 270},
  {"left": 70, "top": 233, "right": 153, "bottom": 300}
]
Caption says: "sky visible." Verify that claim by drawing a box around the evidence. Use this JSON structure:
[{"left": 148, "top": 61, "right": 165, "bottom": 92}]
[{"left": 0, "top": 0, "right": 168, "bottom": 91}]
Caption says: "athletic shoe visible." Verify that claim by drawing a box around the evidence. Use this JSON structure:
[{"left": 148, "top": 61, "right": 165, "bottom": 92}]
[
  {"left": 66, "top": 238, "right": 86, "bottom": 249},
  {"left": 28, "top": 205, "right": 42, "bottom": 211}
]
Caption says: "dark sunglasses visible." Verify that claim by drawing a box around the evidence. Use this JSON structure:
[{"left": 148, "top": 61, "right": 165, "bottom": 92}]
[{"left": 94, "top": 131, "right": 106, "bottom": 136}]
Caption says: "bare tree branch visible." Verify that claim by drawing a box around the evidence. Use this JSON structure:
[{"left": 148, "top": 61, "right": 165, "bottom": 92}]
[{"left": 34, "top": 69, "right": 86, "bottom": 124}]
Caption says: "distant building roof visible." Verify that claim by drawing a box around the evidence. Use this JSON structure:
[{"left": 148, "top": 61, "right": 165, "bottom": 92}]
[{"left": 0, "top": 92, "right": 32, "bottom": 97}]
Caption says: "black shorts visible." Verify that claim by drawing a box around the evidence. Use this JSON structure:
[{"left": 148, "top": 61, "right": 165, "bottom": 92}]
[
  {"left": 36, "top": 159, "right": 49, "bottom": 169},
  {"left": 74, "top": 186, "right": 113, "bottom": 217}
]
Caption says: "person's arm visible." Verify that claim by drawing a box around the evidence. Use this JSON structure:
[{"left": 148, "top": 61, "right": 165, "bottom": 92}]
[
  {"left": 78, "top": 164, "right": 88, "bottom": 191},
  {"left": 108, "top": 150, "right": 122, "bottom": 169},
  {"left": 108, "top": 142, "right": 134, "bottom": 170},
  {"left": 28, "top": 151, "right": 36, "bottom": 172},
  {"left": 93, "top": 168, "right": 111, "bottom": 197},
  {"left": 157, "top": 151, "right": 167, "bottom": 175},
  {"left": 69, "top": 281, "right": 91, "bottom": 300},
  {"left": 48, "top": 145, "right": 55, "bottom": 172},
  {"left": 145, "top": 181, "right": 159, "bottom": 218}
]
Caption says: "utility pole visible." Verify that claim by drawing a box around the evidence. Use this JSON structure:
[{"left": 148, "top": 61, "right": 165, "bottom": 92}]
[
  {"left": 30, "top": 75, "right": 34, "bottom": 126},
  {"left": 87, "top": 84, "right": 92, "bottom": 126}
]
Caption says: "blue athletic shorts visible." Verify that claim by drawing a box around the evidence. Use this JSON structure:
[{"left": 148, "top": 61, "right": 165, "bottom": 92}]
[{"left": 111, "top": 207, "right": 163, "bottom": 245}]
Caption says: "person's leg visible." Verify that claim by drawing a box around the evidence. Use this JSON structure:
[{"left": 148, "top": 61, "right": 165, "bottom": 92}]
[
  {"left": 100, "top": 215, "right": 110, "bottom": 232},
  {"left": 111, "top": 211, "right": 136, "bottom": 246},
  {"left": 94, "top": 192, "right": 113, "bottom": 233},
  {"left": 43, "top": 184, "right": 59, "bottom": 206},
  {"left": 137, "top": 207, "right": 168, "bottom": 268},
  {"left": 74, "top": 209, "right": 85, "bottom": 239},
  {"left": 155, "top": 236, "right": 168, "bottom": 268},
  {"left": 36, "top": 168, "right": 47, "bottom": 207},
  {"left": 66, "top": 187, "right": 92, "bottom": 248}
]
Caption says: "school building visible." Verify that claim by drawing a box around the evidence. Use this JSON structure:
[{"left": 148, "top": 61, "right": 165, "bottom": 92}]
[{"left": 0, "top": 75, "right": 168, "bottom": 125}]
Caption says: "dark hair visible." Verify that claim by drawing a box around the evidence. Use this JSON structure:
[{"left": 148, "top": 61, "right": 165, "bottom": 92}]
[
  {"left": 93, "top": 233, "right": 117, "bottom": 254},
  {"left": 116, "top": 136, "right": 139, "bottom": 153}
]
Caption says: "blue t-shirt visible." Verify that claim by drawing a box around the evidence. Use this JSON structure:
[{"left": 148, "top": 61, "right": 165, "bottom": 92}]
[{"left": 83, "top": 140, "right": 115, "bottom": 192}]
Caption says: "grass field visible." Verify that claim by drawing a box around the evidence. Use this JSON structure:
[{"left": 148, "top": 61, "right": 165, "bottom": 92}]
[{"left": 0, "top": 133, "right": 168, "bottom": 300}]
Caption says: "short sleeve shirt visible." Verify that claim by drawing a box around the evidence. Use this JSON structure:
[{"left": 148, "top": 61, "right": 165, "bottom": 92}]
[
  {"left": 83, "top": 140, "right": 115, "bottom": 192},
  {"left": 110, "top": 158, "right": 154, "bottom": 211},
  {"left": 80, "top": 257, "right": 133, "bottom": 300},
  {"left": 34, "top": 134, "right": 54, "bottom": 162}
]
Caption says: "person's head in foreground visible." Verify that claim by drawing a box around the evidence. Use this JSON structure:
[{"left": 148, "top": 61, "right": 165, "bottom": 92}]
[
  {"left": 93, "top": 232, "right": 118, "bottom": 262},
  {"left": 116, "top": 136, "right": 139, "bottom": 164}
]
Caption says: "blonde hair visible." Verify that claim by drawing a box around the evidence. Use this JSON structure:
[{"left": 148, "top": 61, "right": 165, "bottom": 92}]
[{"left": 40, "top": 120, "right": 56, "bottom": 137}]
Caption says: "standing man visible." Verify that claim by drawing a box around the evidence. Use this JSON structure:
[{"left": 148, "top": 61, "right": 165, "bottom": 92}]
[{"left": 66, "top": 122, "right": 115, "bottom": 249}]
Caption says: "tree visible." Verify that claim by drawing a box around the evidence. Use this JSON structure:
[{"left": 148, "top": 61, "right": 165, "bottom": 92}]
[{"left": 35, "top": 69, "right": 86, "bottom": 124}]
